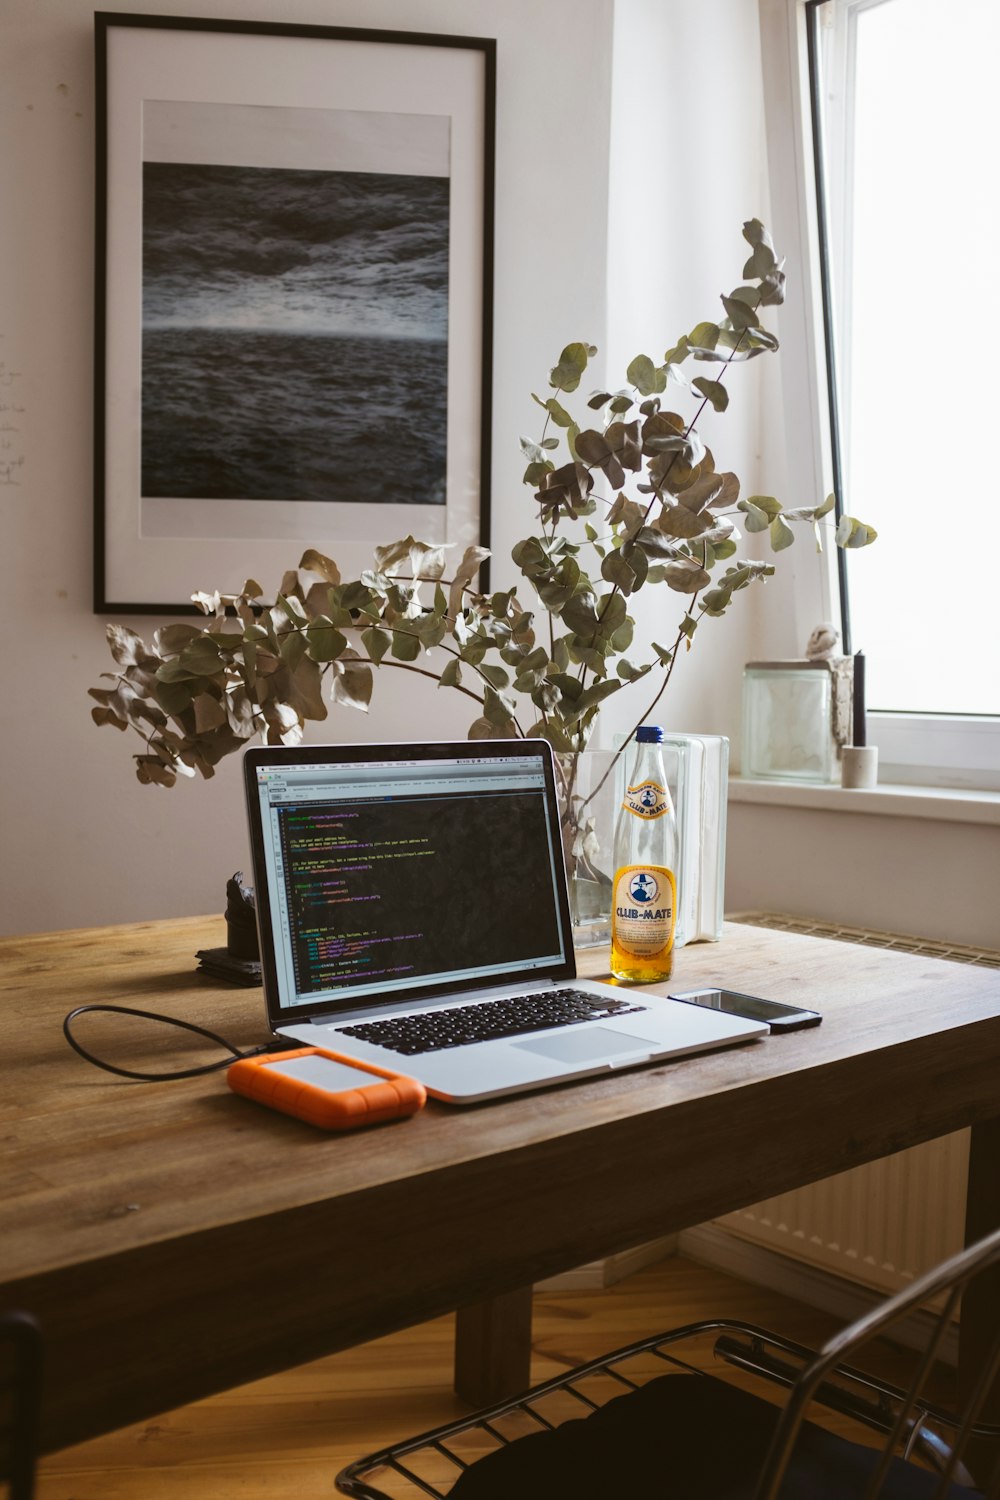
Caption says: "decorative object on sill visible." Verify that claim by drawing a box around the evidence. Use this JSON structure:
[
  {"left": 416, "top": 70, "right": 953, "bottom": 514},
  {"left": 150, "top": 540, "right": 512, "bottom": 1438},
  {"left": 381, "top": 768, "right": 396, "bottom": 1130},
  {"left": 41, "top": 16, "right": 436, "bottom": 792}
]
[
  {"left": 89, "top": 222, "right": 875, "bottom": 905},
  {"left": 841, "top": 648, "right": 879, "bottom": 788},
  {"left": 804, "top": 621, "right": 840, "bottom": 660},
  {"left": 742, "top": 630, "right": 853, "bottom": 784},
  {"left": 195, "top": 872, "right": 262, "bottom": 985}
]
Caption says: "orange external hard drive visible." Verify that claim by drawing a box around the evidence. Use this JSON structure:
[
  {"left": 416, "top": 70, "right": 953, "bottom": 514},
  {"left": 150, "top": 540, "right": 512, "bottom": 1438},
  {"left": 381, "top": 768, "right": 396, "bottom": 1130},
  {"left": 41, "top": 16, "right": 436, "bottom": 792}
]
[{"left": 227, "top": 1046, "right": 426, "bottom": 1130}]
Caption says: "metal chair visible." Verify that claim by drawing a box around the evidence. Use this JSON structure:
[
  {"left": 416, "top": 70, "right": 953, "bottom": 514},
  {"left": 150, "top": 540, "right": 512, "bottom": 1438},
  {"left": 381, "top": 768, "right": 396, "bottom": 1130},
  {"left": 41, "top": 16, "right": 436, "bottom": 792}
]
[
  {"left": 336, "top": 1228, "right": 1000, "bottom": 1499},
  {"left": 0, "top": 1311, "right": 42, "bottom": 1500}
]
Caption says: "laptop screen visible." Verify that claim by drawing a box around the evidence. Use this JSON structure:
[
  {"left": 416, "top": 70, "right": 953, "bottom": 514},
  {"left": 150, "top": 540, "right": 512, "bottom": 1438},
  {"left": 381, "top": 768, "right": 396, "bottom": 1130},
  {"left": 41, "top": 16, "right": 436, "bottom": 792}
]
[{"left": 245, "top": 743, "right": 573, "bottom": 1017}]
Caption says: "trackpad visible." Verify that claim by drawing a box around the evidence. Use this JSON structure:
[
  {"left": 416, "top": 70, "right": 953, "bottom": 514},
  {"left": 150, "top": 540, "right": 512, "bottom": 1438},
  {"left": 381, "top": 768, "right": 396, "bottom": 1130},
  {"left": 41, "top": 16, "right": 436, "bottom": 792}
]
[{"left": 515, "top": 1026, "right": 659, "bottom": 1064}]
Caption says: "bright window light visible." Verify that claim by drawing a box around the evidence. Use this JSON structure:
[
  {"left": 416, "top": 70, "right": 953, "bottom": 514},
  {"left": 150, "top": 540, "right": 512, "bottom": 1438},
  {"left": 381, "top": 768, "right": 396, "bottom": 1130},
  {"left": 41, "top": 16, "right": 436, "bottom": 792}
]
[{"left": 818, "top": 0, "right": 1000, "bottom": 717}]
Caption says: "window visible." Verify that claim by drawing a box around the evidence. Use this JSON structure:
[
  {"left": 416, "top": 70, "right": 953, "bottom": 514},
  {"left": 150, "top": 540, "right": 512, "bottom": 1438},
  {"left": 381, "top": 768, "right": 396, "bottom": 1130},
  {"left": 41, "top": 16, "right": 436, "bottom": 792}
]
[{"left": 761, "top": 0, "right": 1000, "bottom": 789}]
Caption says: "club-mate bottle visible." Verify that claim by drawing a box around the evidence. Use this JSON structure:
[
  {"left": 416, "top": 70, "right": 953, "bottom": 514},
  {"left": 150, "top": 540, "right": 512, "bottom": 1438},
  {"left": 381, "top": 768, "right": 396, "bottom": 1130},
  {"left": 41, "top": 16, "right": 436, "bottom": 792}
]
[{"left": 610, "top": 725, "right": 678, "bottom": 983}]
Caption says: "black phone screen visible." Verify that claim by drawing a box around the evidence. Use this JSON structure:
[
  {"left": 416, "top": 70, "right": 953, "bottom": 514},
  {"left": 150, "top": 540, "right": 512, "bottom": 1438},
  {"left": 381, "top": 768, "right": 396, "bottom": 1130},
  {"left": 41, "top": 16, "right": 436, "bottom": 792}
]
[{"left": 668, "top": 988, "right": 822, "bottom": 1030}]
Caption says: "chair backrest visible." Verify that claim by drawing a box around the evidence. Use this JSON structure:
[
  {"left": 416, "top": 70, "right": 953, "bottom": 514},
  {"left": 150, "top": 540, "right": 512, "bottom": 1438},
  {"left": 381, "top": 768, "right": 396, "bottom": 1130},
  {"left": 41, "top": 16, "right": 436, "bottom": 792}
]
[
  {"left": 0, "top": 1312, "right": 42, "bottom": 1500},
  {"left": 753, "top": 1226, "right": 1000, "bottom": 1500}
]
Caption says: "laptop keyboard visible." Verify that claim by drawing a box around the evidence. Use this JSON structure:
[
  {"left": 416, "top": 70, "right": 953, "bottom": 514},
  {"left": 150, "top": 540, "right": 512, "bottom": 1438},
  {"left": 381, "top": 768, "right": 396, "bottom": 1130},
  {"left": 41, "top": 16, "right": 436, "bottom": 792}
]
[{"left": 336, "top": 988, "right": 646, "bottom": 1056}]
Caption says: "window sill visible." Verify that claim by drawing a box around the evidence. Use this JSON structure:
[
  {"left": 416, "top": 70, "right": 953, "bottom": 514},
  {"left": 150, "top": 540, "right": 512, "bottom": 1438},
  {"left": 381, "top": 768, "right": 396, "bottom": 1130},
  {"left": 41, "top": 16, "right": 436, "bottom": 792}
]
[{"left": 729, "top": 777, "right": 1000, "bottom": 827}]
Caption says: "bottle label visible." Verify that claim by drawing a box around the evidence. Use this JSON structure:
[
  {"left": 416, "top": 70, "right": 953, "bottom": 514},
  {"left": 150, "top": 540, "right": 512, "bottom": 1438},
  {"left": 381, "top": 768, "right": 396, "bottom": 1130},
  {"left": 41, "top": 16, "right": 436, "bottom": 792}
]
[
  {"left": 622, "top": 779, "right": 669, "bottom": 820},
  {"left": 612, "top": 864, "right": 677, "bottom": 958}
]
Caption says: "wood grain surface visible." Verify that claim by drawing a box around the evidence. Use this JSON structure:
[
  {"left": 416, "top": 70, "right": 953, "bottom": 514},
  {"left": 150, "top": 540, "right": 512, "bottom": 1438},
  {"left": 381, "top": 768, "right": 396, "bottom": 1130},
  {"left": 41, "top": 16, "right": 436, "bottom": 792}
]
[{"left": 2, "top": 915, "right": 998, "bottom": 1453}]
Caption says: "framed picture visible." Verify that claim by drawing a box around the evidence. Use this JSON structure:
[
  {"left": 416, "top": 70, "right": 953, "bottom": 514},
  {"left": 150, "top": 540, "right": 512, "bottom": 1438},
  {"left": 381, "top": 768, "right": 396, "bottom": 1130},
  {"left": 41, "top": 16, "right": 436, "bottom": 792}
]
[{"left": 94, "top": 13, "right": 495, "bottom": 614}]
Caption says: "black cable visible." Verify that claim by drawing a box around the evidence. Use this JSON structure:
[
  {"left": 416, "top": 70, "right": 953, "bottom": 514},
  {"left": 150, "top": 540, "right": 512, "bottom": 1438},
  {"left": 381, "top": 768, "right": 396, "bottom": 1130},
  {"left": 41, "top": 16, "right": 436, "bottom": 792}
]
[{"left": 62, "top": 1003, "right": 277, "bottom": 1082}]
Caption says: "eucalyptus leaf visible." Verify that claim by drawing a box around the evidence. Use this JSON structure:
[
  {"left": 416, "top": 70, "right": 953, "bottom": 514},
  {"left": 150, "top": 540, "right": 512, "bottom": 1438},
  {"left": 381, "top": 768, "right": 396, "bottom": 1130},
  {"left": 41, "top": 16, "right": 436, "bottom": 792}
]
[
  {"left": 738, "top": 501, "right": 768, "bottom": 533},
  {"left": 374, "top": 537, "right": 416, "bottom": 574},
  {"left": 448, "top": 543, "right": 490, "bottom": 619},
  {"left": 676, "top": 472, "right": 725, "bottom": 513},
  {"left": 769, "top": 514, "right": 795, "bottom": 551},
  {"left": 191, "top": 590, "right": 224, "bottom": 617},
  {"left": 688, "top": 322, "right": 720, "bottom": 351},
  {"left": 177, "top": 637, "right": 226, "bottom": 678},
  {"left": 634, "top": 526, "right": 680, "bottom": 560},
  {"left": 390, "top": 629, "right": 421, "bottom": 662},
  {"left": 409, "top": 543, "right": 448, "bottom": 581},
  {"left": 523, "top": 459, "right": 554, "bottom": 486},
  {"left": 299, "top": 549, "right": 341, "bottom": 585},
  {"left": 836, "top": 515, "right": 879, "bottom": 548},
  {"left": 483, "top": 686, "right": 517, "bottom": 729},
  {"left": 360, "top": 626, "right": 391, "bottom": 666},
  {"left": 106, "top": 624, "right": 149, "bottom": 669},
  {"left": 135, "top": 755, "right": 178, "bottom": 788},
  {"left": 153, "top": 623, "right": 202, "bottom": 657},
  {"left": 575, "top": 428, "right": 625, "bottom": 490},
  {"left": 330, "top": 657, "right": 374, "bottom": 712},
  {"left": 90, "top": 702, "right": 129, "bottom": 732},
  {"left": 721, "top": 294, "right": 760, "bottom": 331},
  {"left": 305, "top": 618, "right": 348, "bottom": 662},
  {"left": 478, "top": 663, "right": 510, "bottom": 690},
  {"left": 746, "top": 495, "right": 783, "bottom": 520},
  {"left": 708, "top": 472, "right": 741, "bottom": 510},
  {"left": 605, "top": 419, "right": 643, "bottom": 473},
  {"left": 560, "top": 591, "right": 600, "bottom": 636},
  {"left": 657, "top": 505, "right": 713, "bottom": 540},
  {"left": 543, "top": 396, "right": 575, "bottom": 428},
  {"left": 467, "top": 717, "right": 499, "bottom": 741},
  {"left": 549, "top": 342, "right": 591, "bottom": 393},
  {"left": 692, "top": 376, "right": 729, "bottom": 412},
  {"left": 664, "top": 559, "right": 711, "bottom": 593},
  {"left": 704, "top": 583, "right": 734, "bottom": 612},
  {"left": 626, "top": 354, "right": 666, "bottom": 397},
  {"left": 193, "top": 695, "right": 227, "bottom": 733}
]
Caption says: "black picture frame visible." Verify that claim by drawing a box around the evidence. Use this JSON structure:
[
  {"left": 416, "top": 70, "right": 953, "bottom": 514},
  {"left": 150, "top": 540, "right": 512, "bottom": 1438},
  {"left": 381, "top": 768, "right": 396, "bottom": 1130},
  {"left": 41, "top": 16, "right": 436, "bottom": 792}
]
[{"left": 94, "top": 12, "right": 495, "bottom": 614}]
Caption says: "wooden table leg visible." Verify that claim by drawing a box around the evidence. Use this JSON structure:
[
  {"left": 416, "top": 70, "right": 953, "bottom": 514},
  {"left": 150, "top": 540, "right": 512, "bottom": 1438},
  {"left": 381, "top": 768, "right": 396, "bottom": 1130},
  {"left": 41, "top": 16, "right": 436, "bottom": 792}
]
[
  {"left": 454, "top": 1287, "right": 533, "bottom": 1407},
  {"left": 959, "top": 1116, "right": 1000, "bottom": 1418}
]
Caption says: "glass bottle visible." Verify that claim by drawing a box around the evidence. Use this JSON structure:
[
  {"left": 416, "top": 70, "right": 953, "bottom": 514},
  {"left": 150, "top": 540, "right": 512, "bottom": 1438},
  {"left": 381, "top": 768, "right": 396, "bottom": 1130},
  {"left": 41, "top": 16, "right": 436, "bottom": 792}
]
[{"left": 610, "top": 726, "right": 678, "bottom": 983}]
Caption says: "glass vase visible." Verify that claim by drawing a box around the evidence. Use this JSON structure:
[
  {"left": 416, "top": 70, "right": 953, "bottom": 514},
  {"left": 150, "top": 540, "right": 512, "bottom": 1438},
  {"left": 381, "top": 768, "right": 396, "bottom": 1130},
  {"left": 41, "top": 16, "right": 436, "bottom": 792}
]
[{"left": 554, "top": 750, "right": 621, "bottom": 949}]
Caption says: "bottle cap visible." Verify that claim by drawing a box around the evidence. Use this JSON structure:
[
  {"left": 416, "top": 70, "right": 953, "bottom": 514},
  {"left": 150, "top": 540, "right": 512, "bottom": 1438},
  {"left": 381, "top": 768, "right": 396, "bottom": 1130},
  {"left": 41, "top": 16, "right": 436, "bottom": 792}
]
[{"left": 636, "top": 725, "right": 664, "bottom": 743}]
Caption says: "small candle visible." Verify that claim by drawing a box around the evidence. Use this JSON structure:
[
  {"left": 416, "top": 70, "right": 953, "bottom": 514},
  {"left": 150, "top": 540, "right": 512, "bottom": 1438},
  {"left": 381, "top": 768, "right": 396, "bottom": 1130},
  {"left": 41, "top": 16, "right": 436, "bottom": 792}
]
[{"left": 853, "top": 650, "right": 866, "bottom": 748}]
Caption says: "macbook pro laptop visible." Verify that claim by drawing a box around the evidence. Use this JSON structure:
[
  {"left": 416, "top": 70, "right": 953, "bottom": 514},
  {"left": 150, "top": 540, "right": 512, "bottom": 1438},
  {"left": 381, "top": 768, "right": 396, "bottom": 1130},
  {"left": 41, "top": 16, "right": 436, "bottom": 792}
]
[{"left": 243, "top": 740, "right": 767, "bottom": 1103}]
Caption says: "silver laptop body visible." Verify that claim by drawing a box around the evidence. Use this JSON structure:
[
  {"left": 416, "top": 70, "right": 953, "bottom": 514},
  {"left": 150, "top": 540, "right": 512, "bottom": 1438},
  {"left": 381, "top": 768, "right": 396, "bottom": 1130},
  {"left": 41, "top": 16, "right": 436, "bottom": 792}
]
[{"left": 243, "top": 740, "right": 766, "bottom": 1104}]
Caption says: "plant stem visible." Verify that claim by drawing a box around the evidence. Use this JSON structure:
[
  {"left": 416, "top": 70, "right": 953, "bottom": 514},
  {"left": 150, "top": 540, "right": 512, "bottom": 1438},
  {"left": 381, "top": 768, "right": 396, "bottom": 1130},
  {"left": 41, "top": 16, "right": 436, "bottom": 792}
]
[{"left": 567, "top": 300, "right": 762, "bottom": 722}]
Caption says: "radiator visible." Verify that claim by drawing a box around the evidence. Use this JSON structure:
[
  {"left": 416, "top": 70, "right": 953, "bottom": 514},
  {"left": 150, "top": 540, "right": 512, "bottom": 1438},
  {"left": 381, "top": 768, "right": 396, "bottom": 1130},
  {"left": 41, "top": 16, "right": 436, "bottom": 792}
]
[
  {"left": 719, "top": 913, "right": 1000, "bottom": 1296},
  {"left": 716, "top": 1134, "right": 969, "bottom": 1296}
]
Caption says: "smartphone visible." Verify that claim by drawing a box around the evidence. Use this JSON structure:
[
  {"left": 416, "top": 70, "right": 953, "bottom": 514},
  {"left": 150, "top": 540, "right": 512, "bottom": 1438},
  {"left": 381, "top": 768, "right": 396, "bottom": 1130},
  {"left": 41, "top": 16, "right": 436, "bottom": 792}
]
[{"left": 667, "top": 988, "right": 822, "bottom": 1032}]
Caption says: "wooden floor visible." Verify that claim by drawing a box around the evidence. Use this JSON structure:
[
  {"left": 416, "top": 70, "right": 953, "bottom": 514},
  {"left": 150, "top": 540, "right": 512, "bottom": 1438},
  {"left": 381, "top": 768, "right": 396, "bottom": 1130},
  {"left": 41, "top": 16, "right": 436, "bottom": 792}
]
[{"left": 35, "top": 1254, "right": 914, "bottom": 1499}]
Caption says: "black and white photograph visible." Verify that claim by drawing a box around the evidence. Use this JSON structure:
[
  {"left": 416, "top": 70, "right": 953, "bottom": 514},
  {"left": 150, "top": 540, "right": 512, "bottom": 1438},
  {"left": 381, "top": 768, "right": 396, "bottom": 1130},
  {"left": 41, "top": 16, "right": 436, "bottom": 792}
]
[
  {"left": 94, "top": 18, "right": 494, "bottom": 612},
  {"left": 140, "top": 101, "right": 451, "bottom": 511}
]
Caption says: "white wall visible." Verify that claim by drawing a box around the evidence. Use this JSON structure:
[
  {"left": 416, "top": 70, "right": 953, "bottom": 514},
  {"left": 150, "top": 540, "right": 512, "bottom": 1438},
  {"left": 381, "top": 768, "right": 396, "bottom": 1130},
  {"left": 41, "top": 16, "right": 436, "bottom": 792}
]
[
  {"left": 1, "top": 0, "right": 618, "bottom": 934},
  {"left": 598, "top": 0, "right": 773, "bottom": 752},
  {"left": 726, "top": 799, "right": 999, "bottom": 948},
  {"left": 3, "top": 0, "right": 996, "bottom": 949}
]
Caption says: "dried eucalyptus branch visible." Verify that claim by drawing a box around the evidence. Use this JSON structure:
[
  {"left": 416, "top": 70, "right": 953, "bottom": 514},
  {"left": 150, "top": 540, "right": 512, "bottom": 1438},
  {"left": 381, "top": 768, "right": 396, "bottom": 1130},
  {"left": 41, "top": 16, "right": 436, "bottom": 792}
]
[{"left": 89, "top": 219, "right": 876, "bottom": 788}]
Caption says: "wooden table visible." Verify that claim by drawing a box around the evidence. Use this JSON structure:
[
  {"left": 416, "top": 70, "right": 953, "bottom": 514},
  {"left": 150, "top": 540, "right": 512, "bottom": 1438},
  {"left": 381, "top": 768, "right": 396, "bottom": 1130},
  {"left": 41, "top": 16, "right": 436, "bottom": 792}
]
[{"left": 2, "top": 915, "right": 999, "bottom": 1455}]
